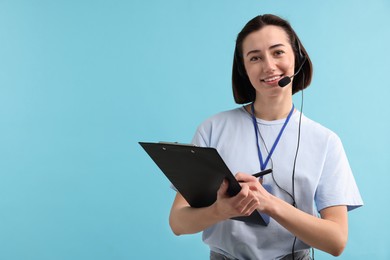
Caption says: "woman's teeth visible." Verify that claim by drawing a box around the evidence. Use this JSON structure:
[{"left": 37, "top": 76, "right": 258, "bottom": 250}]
[{"left": 263, "top": 75, "right": 281, "bottom": 82}]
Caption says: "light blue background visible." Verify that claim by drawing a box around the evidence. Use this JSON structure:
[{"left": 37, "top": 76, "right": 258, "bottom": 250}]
[{"left": 0, "top": 0, "right": 389, "bottom": 259}]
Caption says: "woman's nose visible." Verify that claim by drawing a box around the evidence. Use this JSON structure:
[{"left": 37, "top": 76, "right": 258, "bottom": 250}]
[{"left": 262, "top": 57, "right": 277, "bottom": 73}]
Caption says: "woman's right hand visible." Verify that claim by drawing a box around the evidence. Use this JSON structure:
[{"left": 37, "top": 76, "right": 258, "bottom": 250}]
[
  {"left": 213, "top": 179, "right": 260, "bottom": 220},
  {"left": 169, "top": 175, "right": 261, "bottom": 235}
]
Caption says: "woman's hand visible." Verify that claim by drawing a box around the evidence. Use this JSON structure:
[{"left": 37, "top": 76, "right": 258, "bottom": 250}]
[
  {"left": 169, "top": 172, "right": 270, "bottom": 236},
  {"left": 234, "top": 172, "right": 272, "bottom": 212},
  {"left": 213, "top": 177, "right": 260, "bottom": 220},
  {"left": 169, "top": 174, "right": 262, "bottom": 235}
]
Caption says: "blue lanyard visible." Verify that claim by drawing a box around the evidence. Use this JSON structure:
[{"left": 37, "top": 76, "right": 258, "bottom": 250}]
[{"left": 251, "top": 103, "right": 295, "bottom": 171}]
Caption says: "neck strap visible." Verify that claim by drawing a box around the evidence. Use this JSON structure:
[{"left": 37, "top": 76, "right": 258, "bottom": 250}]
[{"left": 251, "top": 103, "right": 295, "bottom": 171}]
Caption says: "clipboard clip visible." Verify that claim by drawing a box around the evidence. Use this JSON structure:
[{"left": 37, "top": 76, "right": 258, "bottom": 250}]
[{"left": 158, "top": 142, "right": 197, "bottom": 152}]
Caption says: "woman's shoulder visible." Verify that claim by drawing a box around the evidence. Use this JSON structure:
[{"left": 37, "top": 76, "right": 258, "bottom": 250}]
[
  {"left": 198, "top": 107, "right": 248, "bottom": 128},
  {"left": 193, "top": 106, "right": 249, "bottom": 147},
  {"left": 301, "top": 114, "right": 341, "bottom": 143}
]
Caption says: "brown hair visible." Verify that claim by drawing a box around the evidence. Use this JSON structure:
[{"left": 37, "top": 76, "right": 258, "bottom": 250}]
[{"left": 232, "top": 14, "right": 313, "bottom": 104}]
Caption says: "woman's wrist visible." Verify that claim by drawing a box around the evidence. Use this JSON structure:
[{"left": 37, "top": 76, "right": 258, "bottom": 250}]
[{"left": 260, "top": 194, "right": 280, "bottom": 216}]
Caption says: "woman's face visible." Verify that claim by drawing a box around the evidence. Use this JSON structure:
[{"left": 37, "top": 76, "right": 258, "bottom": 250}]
[{"left": 242, "top": 25, "right": 295, "bottom": 99}]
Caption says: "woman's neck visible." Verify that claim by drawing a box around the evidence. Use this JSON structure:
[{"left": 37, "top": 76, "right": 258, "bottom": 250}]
[{"left": 248, "top": 98, "right": 294, "bottom": 121}]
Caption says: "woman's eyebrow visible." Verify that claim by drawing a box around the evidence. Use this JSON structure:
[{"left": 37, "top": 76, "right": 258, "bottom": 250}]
[
  {"left": 246, "top": 49, "right": 261, "bottom": 57},
  {"left": 269, "top": 43, "right": 285, "bottom": 49},
  {"left": 245, "top": 43, "right": 286, "bottom": 57}
]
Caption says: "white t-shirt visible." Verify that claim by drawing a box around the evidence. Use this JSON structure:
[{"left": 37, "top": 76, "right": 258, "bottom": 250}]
[{"left": 191, "top": 106, "right": 363, "bottom": 260}]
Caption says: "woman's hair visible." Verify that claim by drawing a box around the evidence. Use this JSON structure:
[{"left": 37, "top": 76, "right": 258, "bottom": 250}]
[{"left": 232, "top": 14, "right": 313, "bottom": 104}]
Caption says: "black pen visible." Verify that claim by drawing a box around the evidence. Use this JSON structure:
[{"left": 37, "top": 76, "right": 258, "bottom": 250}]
[{"left": 252, "top": 169, "right": 272, "bottom": 178}]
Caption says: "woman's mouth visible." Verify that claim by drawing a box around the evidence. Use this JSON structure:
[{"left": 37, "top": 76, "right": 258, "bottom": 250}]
[{"left": 261, "top": 75, "right": 283, "bottom": 84}]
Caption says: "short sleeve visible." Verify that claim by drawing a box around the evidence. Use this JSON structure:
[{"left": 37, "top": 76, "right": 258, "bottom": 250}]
[
  {"left": 191, "top": 121, "right": 211, "bottom": 147},
  {"left": 315, "top": 134, "right": 363, "bottom": 212}
]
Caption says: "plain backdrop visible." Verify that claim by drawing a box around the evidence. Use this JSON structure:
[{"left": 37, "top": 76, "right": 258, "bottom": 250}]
[{"left": 0, "top": 0, "right": 389, "bottom": 259}]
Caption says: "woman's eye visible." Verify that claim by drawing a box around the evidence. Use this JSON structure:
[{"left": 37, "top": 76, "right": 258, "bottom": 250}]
[
  {"left": 249, "top": 56, "right": 261, "bottom": 62},
  {"left": 274, "top": 50, "right": 285, "bottom": 56}
]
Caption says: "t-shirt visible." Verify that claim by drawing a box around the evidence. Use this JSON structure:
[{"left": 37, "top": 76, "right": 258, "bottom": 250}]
[{"left": 191, "top": 106, "right": 363, "bottom": 260}]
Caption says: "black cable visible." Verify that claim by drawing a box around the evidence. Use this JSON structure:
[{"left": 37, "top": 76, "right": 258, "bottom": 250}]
[
  {"left": 291, "top": 87, "right": 302, "bottom": 260},
  {"left": 292, "top": 78, "right": 304, "bottom": 208},
  {"left": 291, "top": 71, "right": 310, "bottom": 260},
  {"left": 255, "top": 75, "right": 314, "bottom": 259}
]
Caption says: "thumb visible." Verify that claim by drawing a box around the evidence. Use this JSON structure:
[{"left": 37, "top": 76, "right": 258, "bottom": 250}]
[{"left": 217, "top": 179, "right": 229, "bottom": 197}]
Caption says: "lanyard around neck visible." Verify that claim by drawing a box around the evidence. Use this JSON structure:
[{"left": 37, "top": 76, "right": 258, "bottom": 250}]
[{"left": 251, "top": 103, "right": 295, "bottom": 171}]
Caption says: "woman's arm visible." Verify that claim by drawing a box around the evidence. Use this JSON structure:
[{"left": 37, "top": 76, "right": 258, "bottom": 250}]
[
  {"left": 267, "top": 197, "right": 347, "bottom": 256},
  {"left": 236, "top": 173, "right": 348, "bottom": 256},
  {"left": 169, "top": 179, "right": 260, "bottom": 235}
]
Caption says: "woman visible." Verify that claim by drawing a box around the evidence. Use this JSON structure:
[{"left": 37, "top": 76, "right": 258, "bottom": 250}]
[{"left": 169, "top": 14, "right": 363, "bottom": 260}]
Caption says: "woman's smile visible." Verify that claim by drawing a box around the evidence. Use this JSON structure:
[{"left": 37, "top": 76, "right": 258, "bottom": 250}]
[{"left": 261, "top": 74, "right": 283, "bottom": 85}]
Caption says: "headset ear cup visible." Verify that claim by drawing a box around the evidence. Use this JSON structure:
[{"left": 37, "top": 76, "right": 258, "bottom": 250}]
[
  {"left": 299, "top": 48, "right": 304, "bottom": 63},
  {"left": 296, "top": 39, "right": 304, "bottom": 65},
  {"left": 294, "top": 39, "right": 307, "bottom": 91}
]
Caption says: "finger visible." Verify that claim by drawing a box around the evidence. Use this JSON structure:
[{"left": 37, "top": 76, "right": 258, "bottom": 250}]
[
  {"left": 245, "top": 199, "right": 261, "bottom": 215},
  {"left": 217, "top": 179, "right": 229, "bottom": 197},
  {"left": 237, "top": 197, "right": 259, "bottom": 216},
  {"left": 236, "top": 173, "right": 258, "bottom": 183},
  {"left": 239, "top": 195, "right": 260, "bottom": 215},
  {"left": 235, "top": 185, "right": 255, "bottom": 207},
  {"left": 228, "top": 184, "right": 249, "bottom": 207},
  {"left": 238, "top": 183, "right": 250, "bottom": 197}
]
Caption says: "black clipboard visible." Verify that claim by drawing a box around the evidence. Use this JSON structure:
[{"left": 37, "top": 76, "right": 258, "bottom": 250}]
[{"left": 139, "top": 142, "right": 268, "bottom": 226}]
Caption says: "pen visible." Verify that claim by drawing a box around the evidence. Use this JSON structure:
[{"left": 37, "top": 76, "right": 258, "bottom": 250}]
[{"left": 252, "top": 169, "right": 272, "bottom": 178}]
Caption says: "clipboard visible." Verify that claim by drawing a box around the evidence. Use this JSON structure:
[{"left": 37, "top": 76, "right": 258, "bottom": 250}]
[{"left": 139, "top": 142, "right": 268, "bottom": 226}]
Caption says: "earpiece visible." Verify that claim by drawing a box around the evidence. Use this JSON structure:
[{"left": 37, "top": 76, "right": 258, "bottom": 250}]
[{"left": 296, "top": 38, "right": 305, "bottom": 66}]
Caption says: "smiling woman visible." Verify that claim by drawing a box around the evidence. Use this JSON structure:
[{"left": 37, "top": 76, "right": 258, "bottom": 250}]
[
  {"left": 168, "top": 14, "right": 363, "bottom": 260},
  {"left": 242, "top": 25, "right": 296, "bottom": 115},
  {"left": 0, "top": 0, "right": 388, "bottom": 259},
  {"left": 233, "top": 15, "right": 313, "bottom": 105}
]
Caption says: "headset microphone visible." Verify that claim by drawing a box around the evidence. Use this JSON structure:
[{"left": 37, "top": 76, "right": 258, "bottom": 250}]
[
  {"left": 278, "top": 56, "right": 307, "bottom": 88},
  {"left": 278, "top": 76, "right": 292, "bottom": 88}
]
